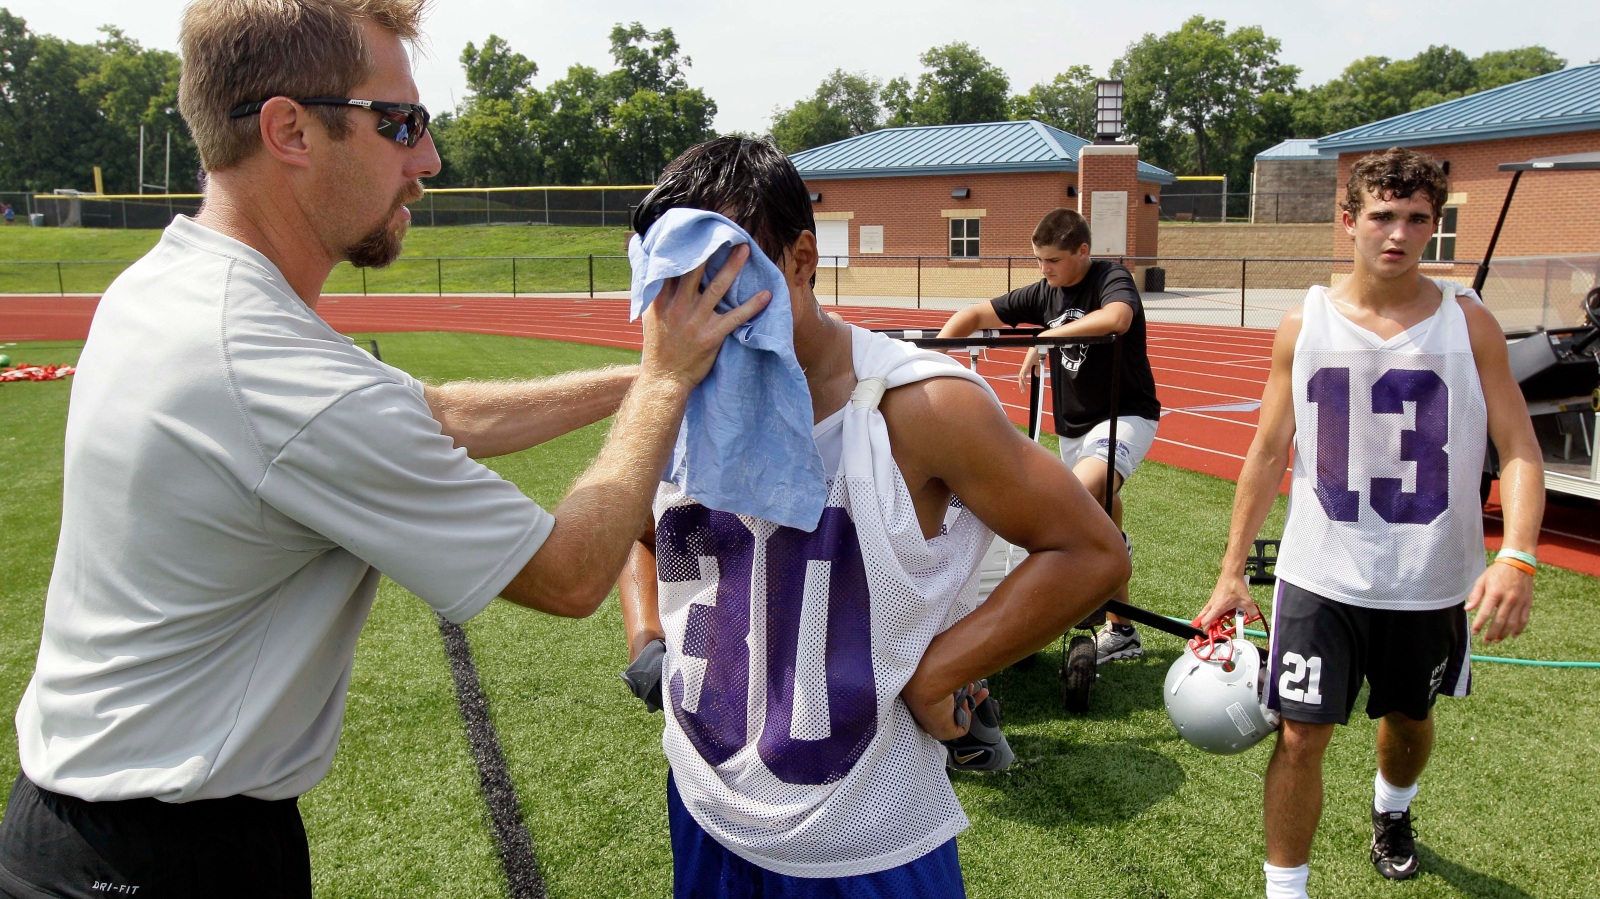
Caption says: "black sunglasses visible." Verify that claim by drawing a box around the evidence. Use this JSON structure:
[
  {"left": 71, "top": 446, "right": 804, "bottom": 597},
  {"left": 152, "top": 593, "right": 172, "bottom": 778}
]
[{"left": 228, "top": 97, "right": 431, "bottom": 148}]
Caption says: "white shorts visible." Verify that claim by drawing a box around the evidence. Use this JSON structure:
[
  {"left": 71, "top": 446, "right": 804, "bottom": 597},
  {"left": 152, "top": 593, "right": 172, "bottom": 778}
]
[{"left": 1057, "top": 416, "right": 1159, "bottom": 483}]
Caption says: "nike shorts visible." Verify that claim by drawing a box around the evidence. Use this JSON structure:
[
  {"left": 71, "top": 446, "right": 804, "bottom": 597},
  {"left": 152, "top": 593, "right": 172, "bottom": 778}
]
[
  {"left": 0, "top": 773, "right": 311, "bottom": 899},
  {"left": 1266, "top": 579, "right": 1472, "bottom": 726}
]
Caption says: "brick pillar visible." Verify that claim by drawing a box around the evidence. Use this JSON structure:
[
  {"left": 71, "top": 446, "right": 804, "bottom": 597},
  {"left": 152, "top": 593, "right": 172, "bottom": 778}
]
[{"left": 1076, "top": 144, "right": 1141, "bottom": 260}]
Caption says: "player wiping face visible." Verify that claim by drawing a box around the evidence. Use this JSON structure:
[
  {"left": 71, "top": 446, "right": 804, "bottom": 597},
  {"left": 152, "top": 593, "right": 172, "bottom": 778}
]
[{"left": 621, "top": 138, "right": 1132, "bottom": 884}]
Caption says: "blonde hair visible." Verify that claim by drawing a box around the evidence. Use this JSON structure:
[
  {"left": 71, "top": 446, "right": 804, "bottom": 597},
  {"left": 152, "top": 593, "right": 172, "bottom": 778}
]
[{"left": 179, "top": 0, "right": 429, "bottom": 171}]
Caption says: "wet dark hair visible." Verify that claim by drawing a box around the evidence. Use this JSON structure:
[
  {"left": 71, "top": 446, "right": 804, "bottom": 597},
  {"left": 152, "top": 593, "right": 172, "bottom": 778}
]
[
  {"left": 1342, "top": 147, "right": 1449, "bottom": 220},
  {"left": 632, "top": 136, "right": 816, "bottom": 266}
]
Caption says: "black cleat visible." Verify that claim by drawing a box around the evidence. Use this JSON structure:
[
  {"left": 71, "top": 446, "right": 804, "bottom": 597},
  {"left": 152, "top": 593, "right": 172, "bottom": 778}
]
[
  {"left": 942, "top": 680, "right": 1014, "bottom": 772},
  {"left": 1370, "top": 808, "right": 1420, "bottom": 880}
]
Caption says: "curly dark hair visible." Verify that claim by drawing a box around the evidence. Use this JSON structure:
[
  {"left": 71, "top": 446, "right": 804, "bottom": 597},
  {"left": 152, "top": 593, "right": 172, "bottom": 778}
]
[{"left": 1341, "top": 147, "right": 1449, "bottom": 220}]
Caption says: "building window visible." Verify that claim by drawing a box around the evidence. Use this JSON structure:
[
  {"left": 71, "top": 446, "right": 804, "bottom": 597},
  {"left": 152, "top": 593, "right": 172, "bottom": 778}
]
[
  {"left": 1423, "top": 207, "right": 1458, "bottom": 262},
  {"left": 950, "top": 218, "right": 980, "bottom": 257}
]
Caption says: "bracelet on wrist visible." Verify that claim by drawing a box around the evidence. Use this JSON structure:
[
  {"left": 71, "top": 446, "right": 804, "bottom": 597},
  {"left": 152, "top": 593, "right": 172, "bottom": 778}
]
[
  {"left": 1495, "top": 548, "right": 1538, "bottom": 568},
  {"left": 1495, "top": 556, "right": 1537, "bottom": 577}
]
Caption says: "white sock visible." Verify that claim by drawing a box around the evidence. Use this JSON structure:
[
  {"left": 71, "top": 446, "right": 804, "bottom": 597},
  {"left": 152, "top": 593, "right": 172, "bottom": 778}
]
[
  {"left": 1264, "top": 862, "right": 1309, "bottom": 899},
  {"left": 1374, "top": 770, "right": 1419, "bottom": 814}
]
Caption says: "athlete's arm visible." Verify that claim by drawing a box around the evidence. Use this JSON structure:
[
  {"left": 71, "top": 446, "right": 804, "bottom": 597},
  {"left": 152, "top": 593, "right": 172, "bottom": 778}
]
[
  {"left": 619, "top": 529, "right": 665, "bottom": 660},
  {"left": 935, "top": 300, "right": 1007, "bottom": 338},
  {"left": 1035, "top": 301, "right": 1134, "bottom": 340},
  {"left": 425, "top": 367, "right": 638, "bottom": 459},
  {"left": 1195, "top": 308, "right": 1303, "bottom": 629},
  {"left": 884, "top": 377, "right": 1129, "bottom": 740},
  {"left": 1461, "top": 297, "right": 1544, "bottom": 643},
  {"left": 498, "top": 247, "right": 771, "bottom": 618}
]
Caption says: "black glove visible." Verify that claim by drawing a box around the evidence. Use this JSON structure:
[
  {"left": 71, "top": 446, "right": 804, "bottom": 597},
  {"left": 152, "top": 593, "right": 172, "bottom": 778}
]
[{"left": 620, "top": 638, "right": 666, "bottom": 713}]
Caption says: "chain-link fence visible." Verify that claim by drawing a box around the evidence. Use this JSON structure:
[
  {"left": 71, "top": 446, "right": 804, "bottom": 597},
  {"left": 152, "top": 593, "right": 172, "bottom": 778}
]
[
  {"left": 415, "top": 187, "right": 652, "bottom": 228},
  {"left": 0, "top": 256, "right": 636, "bottom": 298},
  {"left": 320, "top": 255, "right": 633, "bottom": 296},
  {"left": 1248, "top": 192, "right": 1338, "bottom": 224},
  {"left": 9, "top": 186, "right": 653, "bottom": 230},
  {"left": 1160, "top": 191, "right": 1335, "bottom": 224},
  {"left": 27, "top": 194, "right": 204, "bottom": 228},
  {"left": 1, "top": 191, "right": 34, "bottom": 224},
  {"left": 15, "top": 249, "right": 1579, "bottom": 337},
  {"left": 806, "top": 254, "right": 1494, "bottom": 330}
]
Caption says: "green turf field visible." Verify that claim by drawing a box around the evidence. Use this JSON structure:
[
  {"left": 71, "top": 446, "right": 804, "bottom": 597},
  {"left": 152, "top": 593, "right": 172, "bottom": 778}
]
[
  {"left": 0, "top": 224, "right": 634, "bottom": 296},
  {"left": 2, "top": 332, "right": 1597, "bottom": 898}
]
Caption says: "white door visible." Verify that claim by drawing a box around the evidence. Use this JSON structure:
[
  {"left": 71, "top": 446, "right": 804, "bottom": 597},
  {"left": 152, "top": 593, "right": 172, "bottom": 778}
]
[{"left": 816, "top": 220, "right": 849, "bottom": 268}]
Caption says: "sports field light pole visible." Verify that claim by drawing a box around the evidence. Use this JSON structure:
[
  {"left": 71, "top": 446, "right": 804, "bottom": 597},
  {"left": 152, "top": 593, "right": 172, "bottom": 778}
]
[{"left": 1094, "top": 79, "right": 1123, "bottom": 144}]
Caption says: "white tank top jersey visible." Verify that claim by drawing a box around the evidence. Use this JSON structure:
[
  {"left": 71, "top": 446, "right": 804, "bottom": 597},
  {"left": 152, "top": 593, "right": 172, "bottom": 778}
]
[
  {"left": 1275, "top": 281, "right": 1489, "bottom": 611},
  {"left": 654, "top": 327, "right": 999, "bottom": 878}
]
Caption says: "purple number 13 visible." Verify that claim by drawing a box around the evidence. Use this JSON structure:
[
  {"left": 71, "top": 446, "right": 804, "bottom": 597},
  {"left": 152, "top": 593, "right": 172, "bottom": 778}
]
[
  {"left": 658, "top": 505, "right": 878, "bottom": 786},
  {"left": 1307, "top": 366, "right": 1450, "bottom": 525}
]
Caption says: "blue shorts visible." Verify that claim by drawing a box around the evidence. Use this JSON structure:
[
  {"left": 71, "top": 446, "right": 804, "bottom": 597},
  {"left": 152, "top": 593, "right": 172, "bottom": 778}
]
[{"left": 667, "top": 772, "right": 966, "bottom": 899}]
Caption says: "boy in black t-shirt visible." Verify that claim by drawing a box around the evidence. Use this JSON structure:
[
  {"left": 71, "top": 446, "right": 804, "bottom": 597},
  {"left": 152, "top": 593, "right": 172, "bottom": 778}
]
[{"left": 939, "top": 208, "right": 1162, "bottom": 661}]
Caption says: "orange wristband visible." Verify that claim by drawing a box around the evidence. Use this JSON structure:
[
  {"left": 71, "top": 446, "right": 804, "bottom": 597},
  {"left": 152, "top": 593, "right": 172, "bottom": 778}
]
[{"left": 1495, "top": 556, "right": 1537, "bottom": 577}]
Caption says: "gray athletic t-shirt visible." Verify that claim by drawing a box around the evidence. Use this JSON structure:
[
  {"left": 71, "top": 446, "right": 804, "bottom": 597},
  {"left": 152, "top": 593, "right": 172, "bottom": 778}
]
[{"left": 16, "top": 216, "right": 553, "bottom": 802}]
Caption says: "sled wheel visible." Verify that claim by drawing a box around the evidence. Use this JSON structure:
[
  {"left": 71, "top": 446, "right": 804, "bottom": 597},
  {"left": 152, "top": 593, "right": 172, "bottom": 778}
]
[{"left": 1061, "top": 634, "right": 1096, "bottom": 713}]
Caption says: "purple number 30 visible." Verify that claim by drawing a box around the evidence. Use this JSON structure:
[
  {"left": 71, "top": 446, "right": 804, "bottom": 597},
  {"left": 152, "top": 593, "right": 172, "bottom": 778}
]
[
  {"left": 1307, "top": 366, "right": 1450, "bottom": 525},
  {"left": 658, "top": 505, "right": 878, "bottom": 785}
]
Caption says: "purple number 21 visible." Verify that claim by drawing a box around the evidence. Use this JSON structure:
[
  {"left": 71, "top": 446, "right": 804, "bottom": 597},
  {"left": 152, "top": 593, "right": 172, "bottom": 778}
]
[
  {"left": 1307, "top": 366, "right": 1450, "bottom": 525},
  {"left": 658, "top": 505, "right": 878, "bottom": 786}
]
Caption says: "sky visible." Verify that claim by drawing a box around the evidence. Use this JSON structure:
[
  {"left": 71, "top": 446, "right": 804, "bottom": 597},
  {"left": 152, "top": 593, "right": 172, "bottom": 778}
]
[{"left": 8, "top": 0, "right": 1598, "bottom": 135}]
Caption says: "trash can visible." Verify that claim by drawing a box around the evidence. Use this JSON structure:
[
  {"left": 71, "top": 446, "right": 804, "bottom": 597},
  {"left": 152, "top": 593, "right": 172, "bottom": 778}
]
[
  {"left": 1143, "top": 266, "right": 1166, "bottom": 293},
  {"left": 29, "top": 213, "right": 45, "bottom": 227}
]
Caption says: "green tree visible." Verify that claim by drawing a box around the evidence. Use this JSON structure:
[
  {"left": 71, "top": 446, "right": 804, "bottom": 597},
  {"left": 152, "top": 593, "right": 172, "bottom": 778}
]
[
  {"left": 540, "top": 64, "right": 611, "bottom": 185},
  {"left": 607, "top": 22, "right": 688, "bottom": 97},
  {"left": 79, "top": 26, "right": 198, "bottom": 193},
  {"left": 595, "top": 23, "right": 715, "bottom": 183},
  {"left": 905, "top": 42, "right": 1009, "bottom": 126},
  {"left": 440, "top": 34, "right": 545, "bottom": 186},
  {"left": 1112, "top": 15, "right": 1298, "bottom": 183},
  {"left": 1292, "top": 45, "right": 1565, "bottom": 137},
  {"left": 460, "top": 34, "right": 538, "bottom": 102},
  {"left": 1, "top": 13, "right": 122, "bottom": 193},
  {"left": 1473, "top": 46, "right": 1566, "bottom": 90},
  {"left": 438, "top": 22, "right": 719, "bottom": 186},
  {"left": 770, "top": 97, "right": 850, "bottom": 154},
  {"left": 880, "top": 76, "right": 914, "bottom": 128},
  {"left": 770, "top": 69, "right": 881, "bottom": 153},
  {"left": 1008, "top": 65, "right": 1097, "bottom": 137}
]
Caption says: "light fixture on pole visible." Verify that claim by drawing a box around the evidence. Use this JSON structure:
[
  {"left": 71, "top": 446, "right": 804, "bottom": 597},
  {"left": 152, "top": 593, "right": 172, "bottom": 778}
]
[{"left": 1095, "top": 80, "right": 1124, "bottom": 144}]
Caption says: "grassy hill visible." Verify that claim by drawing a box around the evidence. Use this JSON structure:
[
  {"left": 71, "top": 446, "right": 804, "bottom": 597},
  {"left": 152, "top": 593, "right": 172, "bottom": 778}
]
[{"left": 0, "top": 223, "right": 635, "bottom": 295}]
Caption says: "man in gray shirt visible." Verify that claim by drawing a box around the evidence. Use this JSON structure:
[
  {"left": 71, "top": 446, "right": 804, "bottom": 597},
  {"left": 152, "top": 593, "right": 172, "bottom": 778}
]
[{"left": 0, "top": 1, "right": 765, "bottom": 896}]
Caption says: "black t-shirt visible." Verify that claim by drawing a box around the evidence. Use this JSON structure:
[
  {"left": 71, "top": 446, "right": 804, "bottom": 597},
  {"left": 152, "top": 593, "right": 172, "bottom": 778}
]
[{"left": 990, "top": 260, "right": 1162, "bottom": 437}]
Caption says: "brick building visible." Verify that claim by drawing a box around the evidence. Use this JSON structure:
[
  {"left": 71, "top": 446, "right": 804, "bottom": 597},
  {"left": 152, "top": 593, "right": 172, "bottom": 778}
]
[
  {"left": 789, "top": 120, "right": 1174, "bottom": 299},
  {"left": 1251, "top": 139, "right": 1337, "bottom": 224},
  {"left": 1313, "top": 63, "right": 1600, "bottom": 314}
]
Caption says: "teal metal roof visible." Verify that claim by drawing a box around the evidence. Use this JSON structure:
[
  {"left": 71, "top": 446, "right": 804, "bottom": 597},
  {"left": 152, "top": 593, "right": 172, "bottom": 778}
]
[
  {"left": 1255, "top": 139, "right": 1325, "bottom": 160},
  {"left": 791, "top": 120, "right": 1176, "bottom": 185},
  {"left": 1314, "top": 64, "right": 1600, "bottom": 154}
]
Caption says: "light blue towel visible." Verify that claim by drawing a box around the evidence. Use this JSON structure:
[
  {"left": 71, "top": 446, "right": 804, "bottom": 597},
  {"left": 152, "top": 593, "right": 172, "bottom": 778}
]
[{"left": 629, "top": 208, "right": 825, "bottom": 532}]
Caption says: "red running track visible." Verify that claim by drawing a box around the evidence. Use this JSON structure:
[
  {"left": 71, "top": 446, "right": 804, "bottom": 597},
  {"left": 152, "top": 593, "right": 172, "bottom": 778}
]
[{"left": 3, "top": 293, "right": 1595, "bottom": 577}]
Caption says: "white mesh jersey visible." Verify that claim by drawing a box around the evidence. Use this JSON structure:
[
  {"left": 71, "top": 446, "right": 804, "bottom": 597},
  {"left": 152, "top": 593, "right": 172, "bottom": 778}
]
[
  {"left": 1275, "top": 281, "right": 1488, "bottom": 610},
  {"left": 654, "top": 326, "right": 999, "bottom": 878}
]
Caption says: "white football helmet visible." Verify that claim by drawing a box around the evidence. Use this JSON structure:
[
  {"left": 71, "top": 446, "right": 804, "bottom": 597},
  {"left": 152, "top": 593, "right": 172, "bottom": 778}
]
[{"left": 1164, "top": 619, "right": 1280, "bottom": 755}]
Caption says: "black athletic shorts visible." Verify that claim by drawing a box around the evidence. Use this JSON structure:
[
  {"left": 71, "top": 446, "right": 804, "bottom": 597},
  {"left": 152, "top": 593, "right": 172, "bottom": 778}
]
[
  {"left": 1265, "top": 579, "right": 1472, "bottom": 726},
  {"left": 0, "top": 773, "right": 311, "bottom": 899}
]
